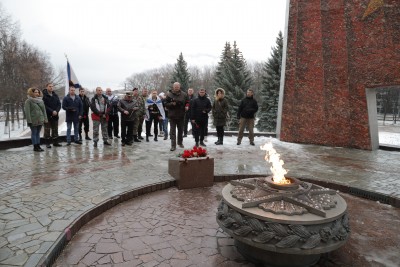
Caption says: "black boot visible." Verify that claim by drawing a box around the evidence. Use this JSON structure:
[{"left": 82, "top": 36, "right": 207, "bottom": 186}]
[
  {"left": 46, "top": 139, "right": 52, "bottom": 148},
  {"left": 138, "top": 134, "right": 144, "bottom": 140},
  {"left": 220, "top": 135, "right": 224, "bottom": 145},
  {"left": 35, "top": 144, "right": 44, "bottom": 152},
  {"left": 79, "top": 133, "right": 82, "bottom": 141},
  {"left": 154, "top": 136, "right": 158, "bottom": 141},
  {"left": 133, "top": 135, "right": 141, "bottom": 142},
  {"left": 146, "top": 135, "right": 149, "bottom": 142},
  {"left": 85, "top": 133, "right": 92, "bottom": 140},
  {"left": 53, "top": 138, "right": 62, "bottom": 147}
]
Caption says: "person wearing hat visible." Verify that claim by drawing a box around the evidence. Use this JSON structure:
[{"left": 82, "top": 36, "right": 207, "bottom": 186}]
[{"left": 118, "top": 91, "right": 139, "bottom": 146}]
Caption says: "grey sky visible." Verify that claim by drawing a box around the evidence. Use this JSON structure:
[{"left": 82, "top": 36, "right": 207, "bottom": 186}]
[{"left": 2, "top": 0, "right": 287, "bottom": 89}]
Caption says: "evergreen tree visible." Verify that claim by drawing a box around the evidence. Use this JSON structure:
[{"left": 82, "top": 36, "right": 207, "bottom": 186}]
[
  {"left": 214, "top": 41, "right": 252, "bottom": 130},
  {"left": 256, "top": 31, "right": 283, "bottom": 132},
  {"left": 171, "top": 52, "right": 190, "bottom": 92}
]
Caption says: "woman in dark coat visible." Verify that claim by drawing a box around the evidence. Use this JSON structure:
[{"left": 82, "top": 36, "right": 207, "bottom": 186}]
[
  {"left": 212, "top": 88, "right": 229, "bottom": 145},
  {"left": 24, "top": 88, "right": 48, "bottom": 151}
]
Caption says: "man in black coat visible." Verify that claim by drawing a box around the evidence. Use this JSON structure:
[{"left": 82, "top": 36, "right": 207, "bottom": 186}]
[
  {"left": 42, "top": 83, "right": 62, "bottom": 148},
  {"left": 190, "top": 88, "right": 211, "bottom": 147},
  {"left": 78, "top": 87, "right": 91, "bottom": 141},
  {"left": 237, "top": 89, "right": 258, "bottom": 146}
]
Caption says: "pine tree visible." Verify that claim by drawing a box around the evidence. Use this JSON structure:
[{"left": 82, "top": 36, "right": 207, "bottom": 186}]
[
  {"left": 171, "top": 52, "right": 190, "bottom": 92},
  {"left": 214, "top": 41, "right": 252, "bottom": 130},
  {"left": 256, "top": 31, "right": 283, "bottom": 132}
]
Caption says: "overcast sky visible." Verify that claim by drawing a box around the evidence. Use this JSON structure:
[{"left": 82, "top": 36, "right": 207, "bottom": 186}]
[{"left": 1, "top": 0, "right": 287, "bottom": 89}]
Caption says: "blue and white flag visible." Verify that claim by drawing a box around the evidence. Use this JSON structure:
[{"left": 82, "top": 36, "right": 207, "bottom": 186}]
[{"left": 65, "top": 60, "right": 81, "bottom": 95}]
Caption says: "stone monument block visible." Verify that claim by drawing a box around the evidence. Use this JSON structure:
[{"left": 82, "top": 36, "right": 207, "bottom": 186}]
[{"left": 168, "top": 157, "right": 214, "bottom": 190}]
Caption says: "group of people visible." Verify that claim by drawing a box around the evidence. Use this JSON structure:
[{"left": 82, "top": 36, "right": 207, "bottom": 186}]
[{"left": 24, "top": 81, "right": 259, "bottom": 152}]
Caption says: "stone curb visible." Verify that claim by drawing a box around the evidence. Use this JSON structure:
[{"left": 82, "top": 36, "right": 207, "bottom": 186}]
[
  {"left": 36, "top": 173, "right": 399, "bottom": 266},
  {"left": 37, "top": 180, "right": 176, "bottom": 267}
]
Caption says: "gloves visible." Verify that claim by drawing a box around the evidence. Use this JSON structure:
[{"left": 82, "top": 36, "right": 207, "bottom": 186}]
[{"left": 28, "top": 123, "right": 32, "bottom": 127}]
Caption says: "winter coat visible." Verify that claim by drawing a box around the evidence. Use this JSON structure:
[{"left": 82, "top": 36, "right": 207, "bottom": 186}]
[
  {"left": 161, "top": 98, "right": 168, "bottom": 118},
  {"left": 212, "top": 93, "right": 229, "bottom": 127},
  {"left": 90, "top": 94, "right": 110, "bottom": 121},
  {"left": 62, "top": 94, "right": 83, "bottom": 122},
  {"left": 237, "top": 96, "right": 258, "bottom": 119},
  {"left": 118, "top": 97, "right": 139, "bottom": 121},
  {"left": 136, "top": 95, "right": 146, "bottom": 117},
  {"left": 42, "top": 89, "right": 61, "bottom": 121},
  {"left": 190, "top": 94, "right": 211, "bottom": 122},
  {"left": 79, "top": 95, "right": 91, "bottom": 116},
  {"left": 165, "top": 90, "right": 189, "bottom": 119},
  {"left": 185, "top": 94, "right": 195, "bottom": 120},
  {"left": 107, "top": 95, "right": 120, "bottom": 115},
  {"left": 24, "top": 88, "right": 48, "bottom": 126}
]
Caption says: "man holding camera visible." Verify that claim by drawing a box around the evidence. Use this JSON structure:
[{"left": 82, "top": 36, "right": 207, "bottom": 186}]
[
  {"left": 165, "top": 82, "right": 189, "bottom": 151},
  {"left": 90, "top": 87, "right": 111, "bottom": 147}
]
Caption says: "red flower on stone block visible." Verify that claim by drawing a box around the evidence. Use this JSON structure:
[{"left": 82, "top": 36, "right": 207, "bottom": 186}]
[{"left": 179, "top": 146, "right": 208, "bottom": 159}]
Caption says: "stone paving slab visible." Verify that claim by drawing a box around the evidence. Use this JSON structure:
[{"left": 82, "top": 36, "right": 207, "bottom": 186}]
[
  {"left": 0, "top": 135, "right": 399, "bottom": 266},
  {"left": 54, "top": 183, "right": 400, "bottom": 267}
]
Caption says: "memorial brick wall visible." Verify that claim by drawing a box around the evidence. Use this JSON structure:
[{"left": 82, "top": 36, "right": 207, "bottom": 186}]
[{"left": 280, "top": 0, "right": 400, "bottom": 149}]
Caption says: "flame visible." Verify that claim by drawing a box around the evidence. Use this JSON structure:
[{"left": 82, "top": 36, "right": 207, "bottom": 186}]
[{"left": 260, "top": 142, "right": 290, "bottom": 184}]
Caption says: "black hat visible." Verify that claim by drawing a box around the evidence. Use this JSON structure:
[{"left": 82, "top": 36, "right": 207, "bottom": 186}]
[
  {"left": 132, "top": 87, "right": 138, "bottom": 92},
  {"left": 125, "top": 92, "right": 133, "bottom": 96}
]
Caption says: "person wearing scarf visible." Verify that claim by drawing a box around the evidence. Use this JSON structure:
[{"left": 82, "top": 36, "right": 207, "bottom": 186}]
[
  {"left": 145, "top": 90, "right": 165, "bottom": 142},
  {"left": 24, "top": 88, "right": 48, "bottom": 152}
]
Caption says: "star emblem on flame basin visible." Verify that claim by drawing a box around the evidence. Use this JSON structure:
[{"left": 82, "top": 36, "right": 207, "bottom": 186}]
[
  {"left": 362, "top": 0, "right": 384, "bottom": 20},
  {"left": 230, "top": 178, "right": 338, "bottom": 217}
]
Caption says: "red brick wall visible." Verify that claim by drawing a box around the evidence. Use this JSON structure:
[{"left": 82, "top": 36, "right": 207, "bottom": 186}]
[{"left": 280, "top": 0, "right": 400, "bottom": 149}]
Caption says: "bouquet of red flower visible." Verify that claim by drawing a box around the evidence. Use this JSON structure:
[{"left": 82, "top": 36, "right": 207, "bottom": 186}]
[{"left": 179, "top": 146, "right": 208, "bottom": 159}]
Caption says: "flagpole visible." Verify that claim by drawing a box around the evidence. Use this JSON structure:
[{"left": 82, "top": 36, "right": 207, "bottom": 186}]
[{"left": 65, "top": 53, "right": 69, "bottom": 96}]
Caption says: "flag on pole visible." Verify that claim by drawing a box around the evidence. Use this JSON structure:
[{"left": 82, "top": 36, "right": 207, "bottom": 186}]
[{"left": 65, "top": 60, "right": 81, "bottom": 95}]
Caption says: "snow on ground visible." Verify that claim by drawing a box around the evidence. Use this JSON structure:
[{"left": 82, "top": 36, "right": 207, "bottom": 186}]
[{"left": 1, "top": 114, "right": 400, "bottom": 147}]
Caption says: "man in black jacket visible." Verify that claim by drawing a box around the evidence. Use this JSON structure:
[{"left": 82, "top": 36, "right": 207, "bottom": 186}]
[
  {"left": 78, "top": 87, "right": 91, "bottom": 141},
  {"left": 106, "top": 88, "right": 120, "bottom": 139},
  {"left": 237, "top": 89, "right": 258, "bottom": 146},
  {"left": 42, "top": 83, "right": 62, "bottom": 148},
  {"left": 165, "top": 82, "right": 189, "bottom": 151},
  {"left": 191, "top": 88, "right": 211, "bottom": 147}
]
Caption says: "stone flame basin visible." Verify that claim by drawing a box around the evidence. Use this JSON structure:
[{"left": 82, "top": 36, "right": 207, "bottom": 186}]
[{"left": 216, "top": 177, "right": 350, "bottom": 267}]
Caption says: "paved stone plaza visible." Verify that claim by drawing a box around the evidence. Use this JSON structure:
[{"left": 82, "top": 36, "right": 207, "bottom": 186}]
[{"left": 0, "top": 135, "right": 400, "bottom": 266}]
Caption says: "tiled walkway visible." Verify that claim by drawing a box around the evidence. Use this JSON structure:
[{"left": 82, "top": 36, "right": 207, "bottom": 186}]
[{"left": 0, "top": 135, "right": 399, "bottom": 266}]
